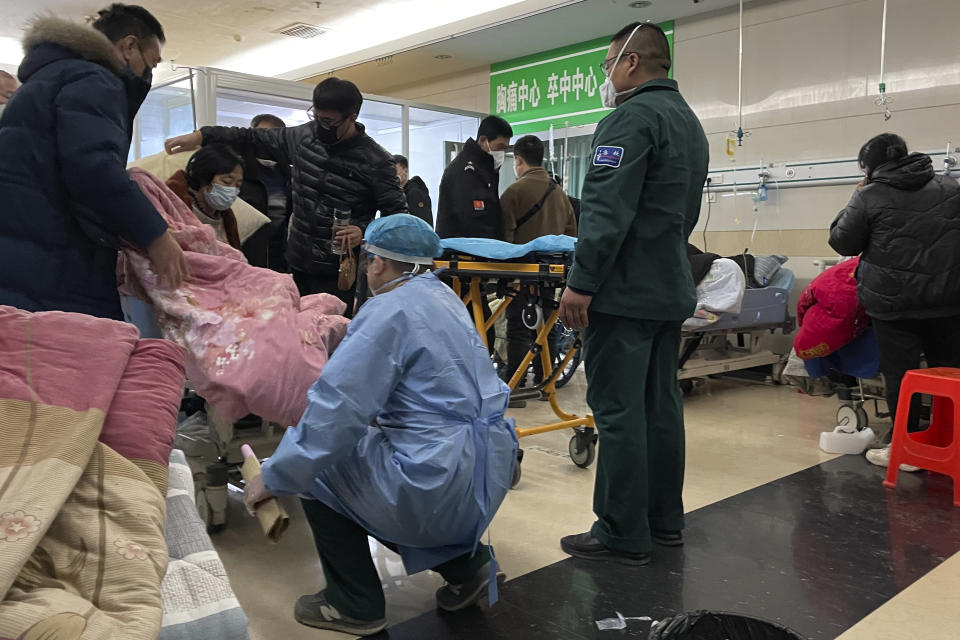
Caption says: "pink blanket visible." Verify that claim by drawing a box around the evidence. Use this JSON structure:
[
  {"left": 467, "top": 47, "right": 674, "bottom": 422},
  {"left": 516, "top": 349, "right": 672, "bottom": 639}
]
[
  {"left": 0, "top": 306, "right": 186, "bottom": 639},
  {"left": 120, "top": 168, "right": 350, "bottom": 426}
]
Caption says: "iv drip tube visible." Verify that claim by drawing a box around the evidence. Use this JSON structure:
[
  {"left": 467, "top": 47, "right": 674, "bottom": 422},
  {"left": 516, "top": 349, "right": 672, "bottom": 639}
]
[
  {"left": 738, "top": 0, "right": 743, "bottom": 132},
  {"left": 879, "top": 0, "right": 887, "bottom": 88},
  {"left": 735, "top": 0, "right": 746, "bottom": 145},
  {"left": 876, "top": 0, "right": 891, "bottom": 119}
]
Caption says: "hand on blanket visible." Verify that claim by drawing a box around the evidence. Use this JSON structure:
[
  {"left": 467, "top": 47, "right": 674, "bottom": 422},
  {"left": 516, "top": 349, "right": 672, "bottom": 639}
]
[
  {"left": 243, "top": 473, "right": 274, "bottom": 516},
  {"left": 165, "top": 130, "right": 203, "bottom": 155},
  {"left": 147, "top": 231, "right": 190, "bottom": 289},
  {"left": 559, "top": 287, "right": 593, "bottom": 330},
  {"left": 335, "top": 225, "right": 364, "bottom": 250}
]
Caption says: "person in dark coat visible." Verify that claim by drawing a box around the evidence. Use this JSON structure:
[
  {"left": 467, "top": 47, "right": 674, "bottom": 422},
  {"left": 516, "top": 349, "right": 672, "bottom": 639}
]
[
  {"left": 829, "top": 133, "right": 960, "bottom": 465},
  {"left": 435, "top": 116, "right": 513, "bottom": 239},
  {"left": 165, "top": 78, "right": 408, "bottom": 312},
  {"left": 0, "top": 5, "right": 187, "bottom": 320},
  {"left": 550, "top": 172, "right": 582, "bottom": 223},
  {"left": 392, "top": 154, "right": 433, "bottom": 227},
  {"left": 240, "top": 113, "right": 292, "bottom": 271}
]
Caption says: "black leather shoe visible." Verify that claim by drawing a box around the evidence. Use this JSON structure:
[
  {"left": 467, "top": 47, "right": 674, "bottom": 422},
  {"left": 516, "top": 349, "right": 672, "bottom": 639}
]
[
  {"left": 651, "top": 530, "right": 684, "bottom": 547},
  {"left": 560, "top": 532, "right": 650, "bottom": 566}
]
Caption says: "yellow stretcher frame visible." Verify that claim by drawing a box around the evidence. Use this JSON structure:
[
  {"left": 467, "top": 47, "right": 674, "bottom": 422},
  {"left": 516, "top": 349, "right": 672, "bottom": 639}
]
[{"left": 434, "top": 257, "right": 595, "bottom": 442}]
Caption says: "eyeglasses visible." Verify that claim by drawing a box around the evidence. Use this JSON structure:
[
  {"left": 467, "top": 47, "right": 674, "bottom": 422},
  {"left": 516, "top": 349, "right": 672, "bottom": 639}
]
[
  {"left": 599, "top": 51, "right": 641, "bottom": 78},
  {"left": 306, "top": 106, "right": 346, "bottom": 130}
]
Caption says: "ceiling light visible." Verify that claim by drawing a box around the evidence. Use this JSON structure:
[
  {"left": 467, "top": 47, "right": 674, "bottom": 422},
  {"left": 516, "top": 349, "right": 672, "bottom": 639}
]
[
  {"left": 435, "top": 54, "right": 453, "bottom": 60},
  {"left": 629, "top": 1, "right": 653, "bottom": 7}
]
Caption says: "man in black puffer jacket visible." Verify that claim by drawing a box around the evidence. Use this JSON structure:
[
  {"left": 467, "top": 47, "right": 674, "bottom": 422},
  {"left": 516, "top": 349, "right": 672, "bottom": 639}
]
[
  {"left": 166, "top": 78, "right": 407, "bottom": 312},
  {"left": 830, "top": 133, "right": 960, "bottom": 458}
]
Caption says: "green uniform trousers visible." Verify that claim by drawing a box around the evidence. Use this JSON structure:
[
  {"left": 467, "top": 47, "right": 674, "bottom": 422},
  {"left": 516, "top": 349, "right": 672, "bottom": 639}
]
[
  {"left": 301, "top": 499, "right": 491, "bottom": 621},
  {"left": 583, "top": 311, "right": 685, "bottom": 554}
]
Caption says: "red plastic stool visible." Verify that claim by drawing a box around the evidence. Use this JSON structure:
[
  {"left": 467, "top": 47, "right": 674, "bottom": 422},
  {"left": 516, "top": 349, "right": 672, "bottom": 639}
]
[{"left": 884, "top": 368, "right": 960, "bottom": 507}]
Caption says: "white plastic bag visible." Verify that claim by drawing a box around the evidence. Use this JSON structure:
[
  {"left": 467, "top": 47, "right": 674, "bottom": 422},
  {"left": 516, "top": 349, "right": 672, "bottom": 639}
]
[{"left": 683, "top": 258, "right": 746, "bottom": 329}]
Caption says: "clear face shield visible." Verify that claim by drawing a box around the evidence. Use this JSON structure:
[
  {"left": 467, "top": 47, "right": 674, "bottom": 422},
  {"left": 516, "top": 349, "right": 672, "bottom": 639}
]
[{"left": 362, "top": 246, "right": 430, "bottom": 297}]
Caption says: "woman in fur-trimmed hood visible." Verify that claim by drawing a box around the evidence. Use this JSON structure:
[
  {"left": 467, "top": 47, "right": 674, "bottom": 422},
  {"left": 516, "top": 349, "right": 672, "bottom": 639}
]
[{"left": 0, "top": 5, "right": 187, "bottom": 320}]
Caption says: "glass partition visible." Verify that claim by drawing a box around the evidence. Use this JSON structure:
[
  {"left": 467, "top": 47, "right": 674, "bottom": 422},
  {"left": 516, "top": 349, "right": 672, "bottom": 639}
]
[
  {"left": 133, "top": 77, "right": 194, "bottom": 161},
  {"left": 359, "top": 101, "right": 403, "bottom": 155},
  {"left": 216, "top": 89, "right": 311, "bottom": 128}
]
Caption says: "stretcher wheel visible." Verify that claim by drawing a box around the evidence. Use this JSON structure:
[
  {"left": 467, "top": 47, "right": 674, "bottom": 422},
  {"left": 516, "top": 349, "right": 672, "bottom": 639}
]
[
  {"left": 511, "top": 460, "right": 522, "bottom": 488},
  {"left": 511, "top": 449, "right": 524, "bottom": 489},
  {"left": 679, "top": 379, "right": 694, "bottom": 395},
  {"left": 569, "top": 430, "right": 597, "bottom": 469},
  {"left": 836, "top": 404, "right": 869, "bottom": 431}
]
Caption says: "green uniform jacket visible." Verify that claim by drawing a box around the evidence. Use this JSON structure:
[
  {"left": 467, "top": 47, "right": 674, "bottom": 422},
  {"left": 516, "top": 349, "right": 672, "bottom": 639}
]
[{"left": 568, "top": 78, "right": 709, "bottom": 321}]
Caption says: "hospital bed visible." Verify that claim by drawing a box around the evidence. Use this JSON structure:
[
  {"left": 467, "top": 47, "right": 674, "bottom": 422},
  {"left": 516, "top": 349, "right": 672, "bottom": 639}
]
[
  {"left": 436, "top": 235, "right": 596, "bottom": 487},
  {"left": 678, "top": 268, "right": 796, "bottom": 392}
]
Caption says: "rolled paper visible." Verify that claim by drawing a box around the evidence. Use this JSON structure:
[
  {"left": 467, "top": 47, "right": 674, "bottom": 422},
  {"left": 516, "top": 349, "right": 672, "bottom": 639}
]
[{"left": 240, "top": 443, "right": 289, "bottom": 543}]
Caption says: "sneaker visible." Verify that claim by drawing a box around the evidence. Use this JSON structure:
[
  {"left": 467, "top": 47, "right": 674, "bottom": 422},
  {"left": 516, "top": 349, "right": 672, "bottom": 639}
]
[
  {"left": 651, "top": 529, "right": 684, "bottom": 547},
  {"left": 560, "top": 532, "right": 650, "bottom": 566},
  {"left": 294, "top": 592, "right": 386, "bottom": 636},
  {"left": 435, "top": 563, "right": 506, "bottom": 612},
  {"left": 865, "top": 446, "right": 920, "bottom": 472}
]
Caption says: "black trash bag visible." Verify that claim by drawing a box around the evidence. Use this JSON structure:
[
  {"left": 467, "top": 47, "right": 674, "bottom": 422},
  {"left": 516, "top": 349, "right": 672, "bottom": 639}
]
[{"left": 651, "top": 611, "right": 806, "bottom": 640}]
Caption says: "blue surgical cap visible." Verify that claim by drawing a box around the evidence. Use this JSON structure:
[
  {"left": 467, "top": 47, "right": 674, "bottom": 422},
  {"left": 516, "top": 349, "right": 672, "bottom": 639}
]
[{"left": 364, "top": 214, "right": 443, "bottom": 265}]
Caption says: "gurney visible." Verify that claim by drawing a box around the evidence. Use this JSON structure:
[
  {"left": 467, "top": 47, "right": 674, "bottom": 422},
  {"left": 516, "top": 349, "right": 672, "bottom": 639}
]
[
  {"left": 678, "top": 268, "right": 796, "bottom": 392},
  {"left": 436, "top": 235, "right": 595, "bottom": 487}
]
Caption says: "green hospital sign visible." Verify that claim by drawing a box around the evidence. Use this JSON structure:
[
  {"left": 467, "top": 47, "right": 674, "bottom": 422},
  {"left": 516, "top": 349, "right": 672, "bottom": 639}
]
[{"left": 490, "top": 22, "right": 674, "bottom": 135}]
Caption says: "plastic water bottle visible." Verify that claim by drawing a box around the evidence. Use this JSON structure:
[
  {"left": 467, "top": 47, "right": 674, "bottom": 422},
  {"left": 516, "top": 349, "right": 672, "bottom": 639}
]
[{"left": 332, "top": 208, "right": 351, "bottom": 255}]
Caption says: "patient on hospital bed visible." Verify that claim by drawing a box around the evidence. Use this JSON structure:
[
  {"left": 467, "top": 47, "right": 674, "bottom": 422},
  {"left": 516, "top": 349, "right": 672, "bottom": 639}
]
[
  {"left": 120, "top": 167, "right": 350, "bottom": 427},
  {"left": 684, "top": 244, "right": 790, "bottom": 329}
]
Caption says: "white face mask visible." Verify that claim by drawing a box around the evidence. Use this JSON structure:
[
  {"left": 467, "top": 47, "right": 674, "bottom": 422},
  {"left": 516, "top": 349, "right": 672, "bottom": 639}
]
[
  {"left": 491, "top": 149, "right": 506, "bottom": 170},
  {"left": 599, "top": 23, "right": 643, "bottom": 109}
]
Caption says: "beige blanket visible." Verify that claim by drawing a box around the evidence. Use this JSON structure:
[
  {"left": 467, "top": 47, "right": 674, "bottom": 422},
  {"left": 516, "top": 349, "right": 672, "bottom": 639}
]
[{"left": 0, "top": 306, "right": 186, "bottom": 639}]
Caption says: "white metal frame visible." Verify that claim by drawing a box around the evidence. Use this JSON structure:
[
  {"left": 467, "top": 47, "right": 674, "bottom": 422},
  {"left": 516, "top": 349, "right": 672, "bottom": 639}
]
[{"left": 707, "top": 146, "right": 960, "bottom": 193}]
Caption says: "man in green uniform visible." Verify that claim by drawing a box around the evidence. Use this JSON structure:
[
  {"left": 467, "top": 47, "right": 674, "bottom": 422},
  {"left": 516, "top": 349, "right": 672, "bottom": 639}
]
[{"left": 558, "top": 22, "right": 709, "bottom": 566}]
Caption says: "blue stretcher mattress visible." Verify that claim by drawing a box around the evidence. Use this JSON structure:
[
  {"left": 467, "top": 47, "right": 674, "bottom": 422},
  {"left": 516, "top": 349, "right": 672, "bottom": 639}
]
[
  {"left": 441, "top": 235, "right": 576, "bottom": 260},
  {"left": 698, "top": 268, "right": 795, "bottom": 331}
]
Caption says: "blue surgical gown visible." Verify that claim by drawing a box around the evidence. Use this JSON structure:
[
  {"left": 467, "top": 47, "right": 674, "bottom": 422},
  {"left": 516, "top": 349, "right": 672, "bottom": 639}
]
[{"left": 262, "top": 272, "right": 519, "bottom": 573}]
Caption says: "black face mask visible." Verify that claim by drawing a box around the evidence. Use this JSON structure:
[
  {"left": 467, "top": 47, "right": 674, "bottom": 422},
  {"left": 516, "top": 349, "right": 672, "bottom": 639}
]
[
  {"left": 121, "top": 46, "right": 153, "bottom": 118},
  {"left": 315, "top": 121, "right": 341, "bottom": 145},
  {"left": 122, "top": 67, "right": 152, "bottom": 120}
]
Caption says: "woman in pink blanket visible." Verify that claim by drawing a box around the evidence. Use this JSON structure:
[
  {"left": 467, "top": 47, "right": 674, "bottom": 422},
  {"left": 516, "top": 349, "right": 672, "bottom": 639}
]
[{"left": 120, "top": 167, "right": 350, "bottom": 427}]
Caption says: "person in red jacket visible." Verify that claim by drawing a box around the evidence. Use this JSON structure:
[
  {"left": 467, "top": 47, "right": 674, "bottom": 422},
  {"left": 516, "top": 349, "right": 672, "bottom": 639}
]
[{"left": 794, "top": 258, "right": 869, "bottom": 361}]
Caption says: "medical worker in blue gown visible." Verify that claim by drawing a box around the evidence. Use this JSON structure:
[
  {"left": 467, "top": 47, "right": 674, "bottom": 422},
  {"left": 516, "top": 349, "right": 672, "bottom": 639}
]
[{"left": 243, "top": 213, "right": 519, "bottom": 636}]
